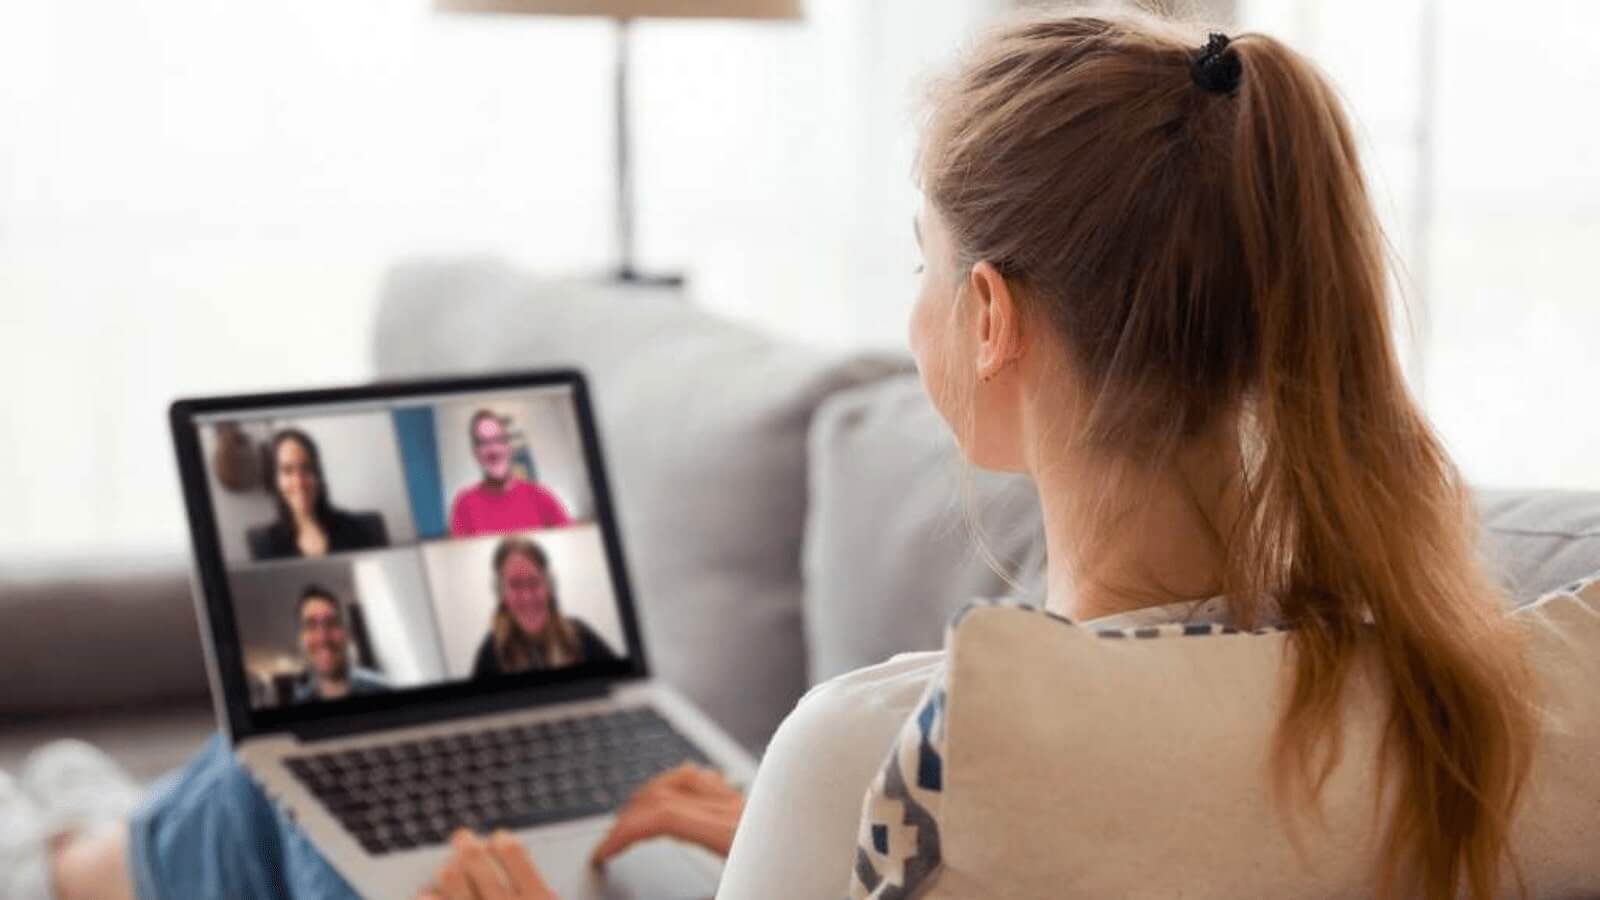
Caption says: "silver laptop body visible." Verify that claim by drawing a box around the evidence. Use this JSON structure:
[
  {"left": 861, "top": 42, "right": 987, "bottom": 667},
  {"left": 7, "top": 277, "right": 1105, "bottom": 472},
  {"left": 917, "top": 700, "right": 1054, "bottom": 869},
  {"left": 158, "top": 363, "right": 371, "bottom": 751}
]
[{"left": 171, "top": 369, "right": 755, "bottom": 899}]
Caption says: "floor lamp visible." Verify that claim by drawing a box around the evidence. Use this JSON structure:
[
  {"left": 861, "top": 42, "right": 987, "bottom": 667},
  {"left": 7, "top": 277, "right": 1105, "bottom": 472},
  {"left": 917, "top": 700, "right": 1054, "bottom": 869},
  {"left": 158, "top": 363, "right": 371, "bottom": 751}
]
[{"left": 435, "top": 0, "right": 803, "bottom": 287}]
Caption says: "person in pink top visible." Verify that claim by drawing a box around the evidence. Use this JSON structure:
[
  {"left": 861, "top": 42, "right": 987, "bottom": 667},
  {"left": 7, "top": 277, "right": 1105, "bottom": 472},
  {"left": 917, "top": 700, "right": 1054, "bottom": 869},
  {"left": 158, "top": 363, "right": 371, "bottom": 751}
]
[{"left": 448, "top": 409, "right": 572, "bottom": 538}]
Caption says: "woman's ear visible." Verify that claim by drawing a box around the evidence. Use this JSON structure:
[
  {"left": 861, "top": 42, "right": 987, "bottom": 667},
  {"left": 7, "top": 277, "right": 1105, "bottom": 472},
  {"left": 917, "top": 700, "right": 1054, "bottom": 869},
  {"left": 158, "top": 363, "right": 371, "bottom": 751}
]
[{"left": 968, "top": 261, "right": 1025, "bottom": 381}]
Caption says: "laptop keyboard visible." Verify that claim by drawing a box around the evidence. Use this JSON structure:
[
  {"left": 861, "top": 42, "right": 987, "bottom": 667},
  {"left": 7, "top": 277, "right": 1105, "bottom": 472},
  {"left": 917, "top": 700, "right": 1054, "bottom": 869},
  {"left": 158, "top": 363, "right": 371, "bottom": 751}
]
[{"left": 283, "top": 706, "right": 711, "bottom": 856}]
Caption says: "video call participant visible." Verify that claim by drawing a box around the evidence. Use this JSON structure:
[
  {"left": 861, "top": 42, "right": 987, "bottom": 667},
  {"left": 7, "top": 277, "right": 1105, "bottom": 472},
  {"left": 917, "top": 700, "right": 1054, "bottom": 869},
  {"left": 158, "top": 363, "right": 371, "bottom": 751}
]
[
  {"left": 448, "top": 410, "right": 572, "bottom": 538},
  {"left": 472, "top": 536, "right": 616, "bottom": 678},
  {"left": 291, "top": 585, "right": 392, "bottom": 704},
  {"left": 248, "top": 428, "right": 390, "bottom": 561}
]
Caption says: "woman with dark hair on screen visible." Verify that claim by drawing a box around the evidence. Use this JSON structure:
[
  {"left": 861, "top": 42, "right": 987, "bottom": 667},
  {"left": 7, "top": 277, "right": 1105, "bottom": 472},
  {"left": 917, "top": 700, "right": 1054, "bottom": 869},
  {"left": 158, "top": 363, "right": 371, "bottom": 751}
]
[
  {"left": 472, "top": 536, "right": 616, "bottom": 678},
  {"left": 247, "top": 428, "right": 390, "bottom": 561}
]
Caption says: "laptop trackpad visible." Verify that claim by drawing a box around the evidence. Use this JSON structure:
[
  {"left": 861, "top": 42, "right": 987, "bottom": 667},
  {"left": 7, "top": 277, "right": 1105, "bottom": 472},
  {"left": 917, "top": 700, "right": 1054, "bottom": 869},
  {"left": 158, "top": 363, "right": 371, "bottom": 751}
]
[{"left": 535, "top": 829, "right": 717, "bottom": 900}]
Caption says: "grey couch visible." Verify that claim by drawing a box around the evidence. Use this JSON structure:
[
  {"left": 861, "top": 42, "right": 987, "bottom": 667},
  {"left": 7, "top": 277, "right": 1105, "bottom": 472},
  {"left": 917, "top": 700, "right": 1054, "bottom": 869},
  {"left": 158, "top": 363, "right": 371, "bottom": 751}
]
[{"left": 5, "top": 258, "right": 1599, "bottom": 781}]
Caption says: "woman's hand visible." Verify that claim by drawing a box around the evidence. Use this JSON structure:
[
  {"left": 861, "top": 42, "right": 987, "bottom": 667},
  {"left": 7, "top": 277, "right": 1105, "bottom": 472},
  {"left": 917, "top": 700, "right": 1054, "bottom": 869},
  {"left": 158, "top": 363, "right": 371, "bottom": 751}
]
[
  {"left": 591, "top": 763, "right": 744, "bottom": 865},
  {"left": 421, "top": 830, "right": 556, "bottom": 900},
  {"left": 417, "top": 764, "right": 745, "bottom": 900}
]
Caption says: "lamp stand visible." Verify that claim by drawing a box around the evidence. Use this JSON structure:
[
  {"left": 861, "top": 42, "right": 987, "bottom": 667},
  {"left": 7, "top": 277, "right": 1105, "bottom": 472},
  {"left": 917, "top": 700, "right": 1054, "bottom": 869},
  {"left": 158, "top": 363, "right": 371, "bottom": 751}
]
[{"left": 613, "top": 18, "right": 684, "bottom": 287}]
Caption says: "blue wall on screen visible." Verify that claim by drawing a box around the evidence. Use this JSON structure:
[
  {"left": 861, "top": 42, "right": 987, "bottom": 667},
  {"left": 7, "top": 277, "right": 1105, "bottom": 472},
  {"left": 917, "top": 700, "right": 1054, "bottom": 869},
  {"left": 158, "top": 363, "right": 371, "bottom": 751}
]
[{"left": 392, "top": 406, "right": 446, "bottom": 539}]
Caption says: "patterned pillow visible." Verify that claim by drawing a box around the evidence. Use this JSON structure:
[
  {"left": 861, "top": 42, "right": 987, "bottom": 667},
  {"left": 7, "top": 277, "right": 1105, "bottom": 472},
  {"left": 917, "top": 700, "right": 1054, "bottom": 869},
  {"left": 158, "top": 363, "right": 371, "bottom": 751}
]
[
  {"left": 850, "top": 676, "right": 947, "bottom": 898},
  {"left": 848, "top": 599, "right": 1293, "bottom": 898},
  {"left": 848, "top": 580, "right": 1600, "bottom": 899}
]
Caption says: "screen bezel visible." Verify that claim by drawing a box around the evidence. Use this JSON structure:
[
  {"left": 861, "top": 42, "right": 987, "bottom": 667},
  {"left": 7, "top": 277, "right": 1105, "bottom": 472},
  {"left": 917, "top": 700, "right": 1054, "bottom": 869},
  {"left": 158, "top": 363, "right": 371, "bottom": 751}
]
[{"left": 170, "top": 369, "right": 649, "bottom": 741}]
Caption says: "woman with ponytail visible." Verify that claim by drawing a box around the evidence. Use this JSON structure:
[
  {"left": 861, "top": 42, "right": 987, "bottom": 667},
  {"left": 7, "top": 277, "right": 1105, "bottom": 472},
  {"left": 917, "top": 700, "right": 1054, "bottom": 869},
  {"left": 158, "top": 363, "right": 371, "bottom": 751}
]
[
  {"left": 25, "top": 8, "right": 1551, "bottom": 900},
  {"left": 417, "top": 10, "right": 1540, "bottom": 898},
  {"left": 890, "top": 14, "right": 1538, "bottom": 900}
]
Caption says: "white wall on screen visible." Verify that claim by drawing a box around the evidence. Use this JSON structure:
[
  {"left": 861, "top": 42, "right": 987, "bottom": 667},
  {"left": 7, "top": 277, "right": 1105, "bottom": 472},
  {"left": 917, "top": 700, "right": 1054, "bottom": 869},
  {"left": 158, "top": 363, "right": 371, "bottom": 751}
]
[{"left": 353, "top": 551, "right": 449, "bottom": 685}]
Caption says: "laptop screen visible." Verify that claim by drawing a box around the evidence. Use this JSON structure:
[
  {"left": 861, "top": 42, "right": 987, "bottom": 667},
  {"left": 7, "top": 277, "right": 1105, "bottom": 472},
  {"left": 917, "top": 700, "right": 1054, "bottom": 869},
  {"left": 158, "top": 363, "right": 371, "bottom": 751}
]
[{"left": 176, "top": 373, "right": 641, "bottom": 734}]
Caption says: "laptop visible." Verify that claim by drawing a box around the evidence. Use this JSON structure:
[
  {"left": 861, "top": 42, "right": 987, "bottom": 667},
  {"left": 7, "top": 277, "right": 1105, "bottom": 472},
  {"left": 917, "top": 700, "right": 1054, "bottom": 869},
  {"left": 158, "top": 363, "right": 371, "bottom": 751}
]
[{"left": 170, "top": 369, "right": 756, "bottom": 898}]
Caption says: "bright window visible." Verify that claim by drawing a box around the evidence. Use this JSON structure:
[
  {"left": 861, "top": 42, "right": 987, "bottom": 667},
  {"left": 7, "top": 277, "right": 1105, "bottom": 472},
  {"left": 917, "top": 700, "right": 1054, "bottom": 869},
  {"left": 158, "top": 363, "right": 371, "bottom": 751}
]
[{"left": 1240, "top": 0, "right": 1600, "bottom": 490}]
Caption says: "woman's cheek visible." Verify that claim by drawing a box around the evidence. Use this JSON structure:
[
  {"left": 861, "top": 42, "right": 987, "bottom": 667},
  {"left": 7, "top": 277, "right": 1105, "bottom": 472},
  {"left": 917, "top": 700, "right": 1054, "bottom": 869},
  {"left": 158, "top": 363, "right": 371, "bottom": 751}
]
[
  {"left": 909, "top": 289, "right": 943, "bottom": 384},
  {"left": 917, "top": 295, "right": 975, "bottom": 437}
]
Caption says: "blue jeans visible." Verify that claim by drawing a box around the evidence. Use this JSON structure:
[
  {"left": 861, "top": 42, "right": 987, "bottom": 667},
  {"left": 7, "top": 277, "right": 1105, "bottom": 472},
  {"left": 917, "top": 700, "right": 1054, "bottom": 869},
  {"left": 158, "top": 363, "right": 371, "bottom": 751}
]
[{"left": 129, "top": 734, "right": 360, "bottom": 900}]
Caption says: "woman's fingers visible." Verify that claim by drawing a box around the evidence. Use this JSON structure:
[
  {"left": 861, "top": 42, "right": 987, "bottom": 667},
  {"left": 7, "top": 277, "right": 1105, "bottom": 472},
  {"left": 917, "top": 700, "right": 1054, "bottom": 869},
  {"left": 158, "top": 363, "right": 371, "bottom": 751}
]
[
  {"left": 426, "top": 768, "right": 742, "bottom": 895},
  {"left": 432, "top": 855, "right": 475, "bottom": 900},
  {"left": 589, "top": 765, "right": 743, "bottom": 865},
  {"left": 428, "top": 829, "right": 559, "bottom": 900},
  {"left": 590, "top": 805, "right": 671, "bottom": 865},
  {"left": 453, "top": 830, "right": 513, "bottom": 900},
  {"left": 626, "top": 764, "right": 702, "bottom": 804},
  {"left": 590, "top": 794, "right": 741, "bottom": 865},
  {"left": 491, "top": 830, "right": 557, "bottom": 898},
  {"left": 664, "top": 763, "right": 731, "bottom": 790},
  {"left": 630, "top": 764, "right": 730, "bottom": 804}
]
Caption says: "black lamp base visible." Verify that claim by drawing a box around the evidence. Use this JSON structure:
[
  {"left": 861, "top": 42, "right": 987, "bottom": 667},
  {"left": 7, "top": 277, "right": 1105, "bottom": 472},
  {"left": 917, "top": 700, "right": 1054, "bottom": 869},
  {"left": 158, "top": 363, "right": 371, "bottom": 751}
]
[{"left": 613, "top": 265, "right": 685, "bottom": 289}]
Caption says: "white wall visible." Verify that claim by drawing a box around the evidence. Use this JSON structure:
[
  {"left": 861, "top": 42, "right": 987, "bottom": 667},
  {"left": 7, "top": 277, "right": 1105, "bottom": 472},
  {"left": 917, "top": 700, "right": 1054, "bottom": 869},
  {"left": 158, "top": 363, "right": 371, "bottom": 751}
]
[
  {"left": 421, "top": 524, "right": 624, "bottom": 678},
  {"left": 434, "top": 390, "right": 594, "bottom": 523},
  {"left": 198, "top": 423, "right": 280, "bottom": 569},
  {"left": 0, "top": 0, "right": 613, "bottom": 560}
]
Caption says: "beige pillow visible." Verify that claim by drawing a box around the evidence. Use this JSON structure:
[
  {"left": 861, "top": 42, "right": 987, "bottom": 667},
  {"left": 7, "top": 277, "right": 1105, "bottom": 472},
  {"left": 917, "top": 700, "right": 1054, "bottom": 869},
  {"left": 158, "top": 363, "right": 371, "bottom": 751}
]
[{"left": 851, "top": 583, "right": 1600, "bottom": 899}]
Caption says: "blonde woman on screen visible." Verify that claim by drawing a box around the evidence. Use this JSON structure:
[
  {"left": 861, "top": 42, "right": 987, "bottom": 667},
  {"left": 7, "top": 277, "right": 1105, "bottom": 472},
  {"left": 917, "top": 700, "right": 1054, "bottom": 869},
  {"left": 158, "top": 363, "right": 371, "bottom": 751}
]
[{"left": 470, "top": 537, "right": 617, "bottom": 678}]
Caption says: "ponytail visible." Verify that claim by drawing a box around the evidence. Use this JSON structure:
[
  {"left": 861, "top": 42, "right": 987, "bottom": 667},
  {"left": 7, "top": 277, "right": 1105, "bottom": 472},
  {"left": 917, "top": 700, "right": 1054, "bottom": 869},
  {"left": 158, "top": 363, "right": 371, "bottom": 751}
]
[
  {"left": 1229, "top": 34, "right": 1537, "bottom": 900},
  {"left": 922, "top": 13, "right": 1537, "bottom": 900}
]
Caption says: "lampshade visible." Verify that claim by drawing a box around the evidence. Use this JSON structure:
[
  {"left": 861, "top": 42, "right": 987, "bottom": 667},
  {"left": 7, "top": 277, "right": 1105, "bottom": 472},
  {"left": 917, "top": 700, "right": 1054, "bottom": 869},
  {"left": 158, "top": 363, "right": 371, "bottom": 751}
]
[{"left": 435, "top": 0, "right": 801, "bottom": 19}]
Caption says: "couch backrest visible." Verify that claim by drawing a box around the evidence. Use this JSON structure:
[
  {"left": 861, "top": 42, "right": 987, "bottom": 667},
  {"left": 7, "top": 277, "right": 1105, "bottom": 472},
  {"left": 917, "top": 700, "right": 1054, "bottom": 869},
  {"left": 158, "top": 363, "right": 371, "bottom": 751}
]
[{"left": 806, "top": 372, "right": 1600, "bottom": 684}]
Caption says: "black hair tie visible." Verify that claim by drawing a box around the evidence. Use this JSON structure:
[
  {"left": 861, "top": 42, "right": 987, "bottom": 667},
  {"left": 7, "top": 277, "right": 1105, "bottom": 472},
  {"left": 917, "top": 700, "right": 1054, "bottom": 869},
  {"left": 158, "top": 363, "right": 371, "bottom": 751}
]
[{"left": 1191, "top": 32, "right": 1242, "bottom": 95}]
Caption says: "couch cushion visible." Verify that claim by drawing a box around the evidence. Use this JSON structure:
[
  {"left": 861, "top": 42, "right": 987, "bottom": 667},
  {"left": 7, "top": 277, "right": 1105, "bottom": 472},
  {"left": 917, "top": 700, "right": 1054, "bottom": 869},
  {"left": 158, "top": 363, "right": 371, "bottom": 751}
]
[
  {"left": 1477, "top": 489, "right": 1600, "bottom": 602},
  {"left": 0, "top": 558, "right": 207, "bottom": 716},
  {"left": 854, "top": 581, "right": 1600, "bottom": 898},
  {"left": 374, "top": 258, "right": 909, "bottom": 750},
  {"left": 805, "top": 374, "right": 1600, "bottom": 684},
  {"left": 803, "top": 374, "right": 1044, "bottom": 683}
]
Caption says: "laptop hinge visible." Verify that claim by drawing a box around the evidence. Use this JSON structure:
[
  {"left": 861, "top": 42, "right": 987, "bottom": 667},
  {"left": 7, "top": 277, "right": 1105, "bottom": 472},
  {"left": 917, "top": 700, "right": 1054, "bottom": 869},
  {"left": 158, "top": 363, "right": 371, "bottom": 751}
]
[{"left": 285, "top": 679, "right": 615, "bottom": 743}]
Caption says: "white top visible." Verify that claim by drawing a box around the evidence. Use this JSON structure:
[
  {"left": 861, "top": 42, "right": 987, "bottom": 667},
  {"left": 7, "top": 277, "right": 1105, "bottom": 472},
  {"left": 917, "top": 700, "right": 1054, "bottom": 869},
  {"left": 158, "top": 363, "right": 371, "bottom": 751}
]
[{"left": 715, "top": 598, "right": 1237, "bottom": 899}]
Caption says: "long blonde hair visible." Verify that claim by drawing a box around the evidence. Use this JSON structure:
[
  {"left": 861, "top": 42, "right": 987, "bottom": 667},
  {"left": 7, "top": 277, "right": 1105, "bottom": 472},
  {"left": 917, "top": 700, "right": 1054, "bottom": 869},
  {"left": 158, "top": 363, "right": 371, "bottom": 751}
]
[
  {"left": 922, "top": 10, "right": 1536, "bottom": 899},
  {"left": 491, "top": 537, "right": 582, "bottom": 671}
]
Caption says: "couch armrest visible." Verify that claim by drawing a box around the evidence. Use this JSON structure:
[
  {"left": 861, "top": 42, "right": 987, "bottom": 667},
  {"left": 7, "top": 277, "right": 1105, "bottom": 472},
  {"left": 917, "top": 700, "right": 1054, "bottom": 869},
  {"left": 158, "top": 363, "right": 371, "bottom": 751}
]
[{"left": 0, "top": 558, "right": 208, "bottom": 717}]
